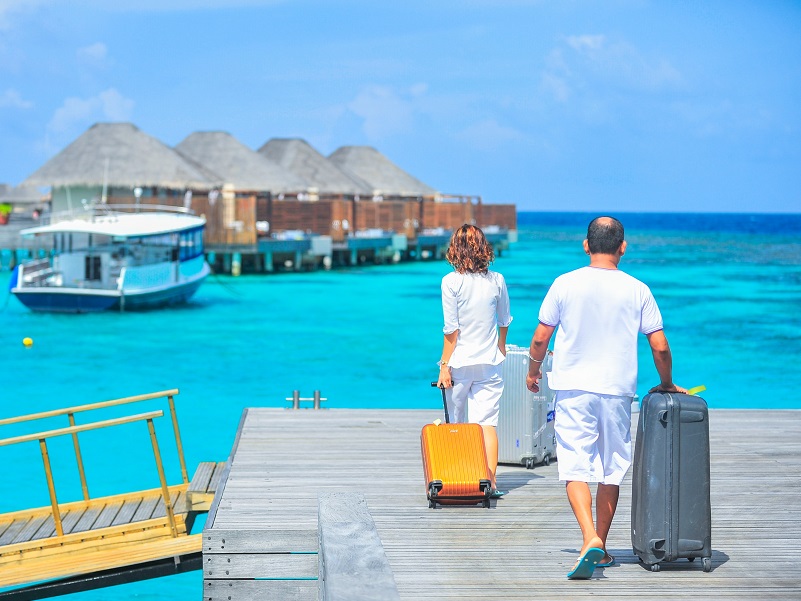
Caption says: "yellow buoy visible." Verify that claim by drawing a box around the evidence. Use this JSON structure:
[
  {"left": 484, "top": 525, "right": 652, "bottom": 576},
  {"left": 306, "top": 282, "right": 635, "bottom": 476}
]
[{"left": 22, "top": 337, "right": 33, "bottom": 347}]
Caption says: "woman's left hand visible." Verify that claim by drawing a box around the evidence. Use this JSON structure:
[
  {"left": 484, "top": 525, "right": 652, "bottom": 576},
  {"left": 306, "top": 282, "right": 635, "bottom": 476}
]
[{"left": 437, "top": 366, "right": 453, "bottom": 388}]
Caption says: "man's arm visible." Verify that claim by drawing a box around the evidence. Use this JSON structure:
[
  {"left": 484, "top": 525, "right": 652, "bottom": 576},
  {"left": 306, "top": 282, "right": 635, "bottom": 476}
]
[
  {"left": 526, "top": 323, "right": 555, "bottom": 392},
  {"left": 646, "top": 329, "right": 686, "bottom": 393}
]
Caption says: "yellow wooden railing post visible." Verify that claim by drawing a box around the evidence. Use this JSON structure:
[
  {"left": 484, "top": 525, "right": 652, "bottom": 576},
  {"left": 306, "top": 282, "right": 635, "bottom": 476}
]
[
  {"left": 146, "top": 418, "right": 178, "bottom": 537},
  {"left": 68, "top": 412, "right": 90, "bottom": 501},
  {"left": 167, "top": 394, "right": 189, "bottom": 485},
  {"left": 38, "top": 438, "right": 64, "bottom": 537}
]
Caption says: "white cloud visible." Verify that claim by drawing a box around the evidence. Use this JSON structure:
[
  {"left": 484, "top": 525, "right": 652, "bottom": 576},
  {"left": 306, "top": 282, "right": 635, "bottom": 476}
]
[
  {"left": 563, "top": 34, "right": 683, "bottom": 92},
  {"left": 455, "top": 118, "right": 524, "bottom": 151},
  {"left": 566, "top": 34, "right": 606, "bottom": 54},
  {"left": 347, "top": 85, "right": 422, "bottom": 140},
  {"left": 538, "top": 33, "right": 684, "bottom": 117},
  {"left": 77, "top": 42, "right": 109, "bottom": 68},
  {"left": 0, "top": 88, "right": 33, "bottom": 109},
  {"left": 47, "top": 88, "right": 134, "bottom": 136}
]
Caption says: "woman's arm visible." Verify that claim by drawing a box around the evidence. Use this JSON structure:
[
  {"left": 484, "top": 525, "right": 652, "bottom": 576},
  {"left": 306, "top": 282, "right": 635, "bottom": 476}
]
[
  {"left": 498, "top": 325, "right": 508, "bottom": 356},
  {"left": 437, "top": 331, "right": 459, "bottom": 388}
]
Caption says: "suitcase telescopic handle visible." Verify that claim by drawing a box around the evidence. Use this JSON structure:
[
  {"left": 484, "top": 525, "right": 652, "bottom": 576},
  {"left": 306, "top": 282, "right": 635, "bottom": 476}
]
[{"left": 430, "top": 382, "right": 451, "bottom": 424}]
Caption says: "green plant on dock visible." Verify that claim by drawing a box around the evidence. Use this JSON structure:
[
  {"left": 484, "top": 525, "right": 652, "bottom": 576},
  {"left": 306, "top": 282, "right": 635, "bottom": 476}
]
[{"left": 0, "top": 203, "right": 11, "bottom": 216}]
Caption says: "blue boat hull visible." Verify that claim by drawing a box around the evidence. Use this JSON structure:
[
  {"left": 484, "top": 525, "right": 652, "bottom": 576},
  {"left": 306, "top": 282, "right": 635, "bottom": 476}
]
[{"left": 11, "top": 268, "right": 209, "bottom": 314}]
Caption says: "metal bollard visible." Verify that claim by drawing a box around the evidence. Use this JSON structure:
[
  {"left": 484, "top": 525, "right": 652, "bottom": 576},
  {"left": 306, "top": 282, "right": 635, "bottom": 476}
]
[{"left": 286, "top": 390, "right": 327, "bottom": 409}]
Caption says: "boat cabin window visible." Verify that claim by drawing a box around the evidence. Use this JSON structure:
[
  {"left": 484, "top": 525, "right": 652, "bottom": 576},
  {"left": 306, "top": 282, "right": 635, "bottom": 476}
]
[
  {"left": 179, "top": 227, "right": 204, "bottom": 261},
  {"left": 85, "top": 256, "right": 102, "bottom": 281}
]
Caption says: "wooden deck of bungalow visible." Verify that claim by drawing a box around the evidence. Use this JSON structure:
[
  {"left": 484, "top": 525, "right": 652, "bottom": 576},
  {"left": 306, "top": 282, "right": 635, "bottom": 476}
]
[{"left": 204, "top": 408, "right": 801, "bottom": 601}]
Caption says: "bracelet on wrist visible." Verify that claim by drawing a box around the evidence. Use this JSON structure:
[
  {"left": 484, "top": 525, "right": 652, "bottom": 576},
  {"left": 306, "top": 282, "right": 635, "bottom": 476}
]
[{"left": 528, "top": 353, "right": 543, "bottom": 363}]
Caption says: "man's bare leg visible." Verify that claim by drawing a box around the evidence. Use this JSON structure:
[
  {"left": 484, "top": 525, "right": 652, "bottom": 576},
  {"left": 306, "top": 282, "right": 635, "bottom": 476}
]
[
  {"left": 595, "top": 483, "right": 619, "bottom": 563},
  {"left": 566, "top": 481, "right": 604, "bottom": 556}
]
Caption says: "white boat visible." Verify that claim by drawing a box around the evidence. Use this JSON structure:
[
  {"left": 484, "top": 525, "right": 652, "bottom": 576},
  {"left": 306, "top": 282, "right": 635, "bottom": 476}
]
[{"left": 10, "top": 204, "right": 210, "bottom": 313}]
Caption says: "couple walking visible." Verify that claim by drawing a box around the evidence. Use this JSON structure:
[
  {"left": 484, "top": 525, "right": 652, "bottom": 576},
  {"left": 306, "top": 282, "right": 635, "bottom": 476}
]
[{"left": 435, "top": 217, "right": 685, "bottom": 580}]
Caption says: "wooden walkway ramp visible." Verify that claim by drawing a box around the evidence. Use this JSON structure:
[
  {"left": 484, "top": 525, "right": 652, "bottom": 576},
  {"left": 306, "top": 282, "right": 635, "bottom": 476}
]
[
  {"left": 0, "top": 390, "right": 225, "bottom": 599},
  {"left": 204, "top": 407, "right": 801, "bottom": 600}
]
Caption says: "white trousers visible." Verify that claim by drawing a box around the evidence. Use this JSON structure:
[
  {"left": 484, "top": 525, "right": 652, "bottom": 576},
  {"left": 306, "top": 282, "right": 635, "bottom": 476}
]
[
  {"left": 446, "top": 363, "right": 503, "bottom": 426},
  {"left": 553, "top": 389, "right": 633, "bottom": 486}
]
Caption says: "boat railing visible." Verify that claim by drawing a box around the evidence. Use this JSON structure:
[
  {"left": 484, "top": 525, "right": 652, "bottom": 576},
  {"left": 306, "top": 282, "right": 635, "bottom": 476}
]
[
  {"left": 0, "top": 390, "right": 189, "bottom": 524},
  {"left": 0, "top": 411, "right": 186, "bottom": 537},
  {"left": 44, "top": 203, "right": 196, "bottom": 226},
  {"left": 18, "top": 257, "right": 57, "bottom": 287}
]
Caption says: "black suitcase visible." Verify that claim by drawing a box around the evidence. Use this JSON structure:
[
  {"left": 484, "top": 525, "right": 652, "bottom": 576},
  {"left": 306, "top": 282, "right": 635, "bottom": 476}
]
[{"left": 631, "top": 391, "right": 713, "bottom": 572}]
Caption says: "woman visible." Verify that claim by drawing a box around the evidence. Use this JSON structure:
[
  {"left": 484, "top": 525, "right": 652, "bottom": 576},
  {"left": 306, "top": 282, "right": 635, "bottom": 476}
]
[{"left": 437, "top": 224, "right": 512, "bottom": 494}]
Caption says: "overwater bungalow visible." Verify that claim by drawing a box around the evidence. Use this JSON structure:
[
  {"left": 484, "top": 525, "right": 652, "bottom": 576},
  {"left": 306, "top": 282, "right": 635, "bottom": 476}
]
[
  {"left": 258, "top": 138, "right": 373, "bottom": 199},
  {"left": 5, "top": 122, "right": 516, "bottom": 275},
  {"left": 22, "top": 123, "right": 220, "bottom": 214}
]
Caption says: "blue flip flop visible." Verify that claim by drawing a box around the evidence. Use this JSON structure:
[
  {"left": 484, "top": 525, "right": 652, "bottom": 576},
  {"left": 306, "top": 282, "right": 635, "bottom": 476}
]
[
  {"left": 567, "top": 547, "right": 605, "bottom": 579},
  {"left": 597, "top": 554, "right": 616, "bottom": 568},
  {"left": 490, "top": 489, "right": 508, "bottom": 498}
]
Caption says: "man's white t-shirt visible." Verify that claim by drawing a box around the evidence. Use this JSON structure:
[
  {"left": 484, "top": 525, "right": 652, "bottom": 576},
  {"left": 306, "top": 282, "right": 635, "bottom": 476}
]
[
  {"left": 442, "top": 270, "right": 513, "bottom": 368},
  {"left": 538, "top": 266, "right": 663, "bottom": 396}
]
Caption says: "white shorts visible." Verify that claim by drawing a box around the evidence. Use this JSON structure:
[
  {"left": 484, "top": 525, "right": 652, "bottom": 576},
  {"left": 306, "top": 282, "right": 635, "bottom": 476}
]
[
  {"left": 553, "top": 389, "right": 633, "bottom": 486},
  {"left": 446, "top": 363, "right": 503, "bottom": 427}
]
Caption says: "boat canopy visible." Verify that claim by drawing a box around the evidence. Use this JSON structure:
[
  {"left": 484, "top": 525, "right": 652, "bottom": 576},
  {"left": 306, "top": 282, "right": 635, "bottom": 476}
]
[{"left": 20, "top": 212, "right": 206, "bottom": 239}]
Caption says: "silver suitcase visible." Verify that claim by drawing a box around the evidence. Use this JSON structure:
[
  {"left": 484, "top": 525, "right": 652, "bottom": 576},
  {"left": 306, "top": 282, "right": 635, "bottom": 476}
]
[{"left": 497, "top": 345, "right": 556, "bottom": 468}]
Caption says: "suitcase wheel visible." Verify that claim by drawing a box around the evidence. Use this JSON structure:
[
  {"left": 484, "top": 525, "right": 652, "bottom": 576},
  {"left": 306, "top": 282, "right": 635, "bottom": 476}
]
[
  {"left": 649, "top": 563, "right": 661, "bottom": 572},
  {"left": 428, "top": 499, "right": 436, "bottom": 509},
  {"left": 482, "top": 499, "right": 490, "bottom": 508},
  {"left": 542, "top": 453, "right": 551, "bottom": 467},
  {"left": 702, "top": 557, "right": 712, "bottom": 572},
  {"left": 525, "top": 458, "right": 535, "bottom": 469}
]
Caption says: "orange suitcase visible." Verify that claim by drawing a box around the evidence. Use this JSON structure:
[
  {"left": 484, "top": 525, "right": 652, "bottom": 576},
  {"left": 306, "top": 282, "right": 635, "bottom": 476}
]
[{"left": 421, "top": 385, "right": 492, "bottom": 508}]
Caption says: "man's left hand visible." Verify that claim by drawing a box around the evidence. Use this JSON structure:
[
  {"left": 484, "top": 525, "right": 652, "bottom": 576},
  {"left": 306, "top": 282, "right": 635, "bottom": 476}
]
[{"left": 648, "top": 383, "right": 688, "bottom": 394}]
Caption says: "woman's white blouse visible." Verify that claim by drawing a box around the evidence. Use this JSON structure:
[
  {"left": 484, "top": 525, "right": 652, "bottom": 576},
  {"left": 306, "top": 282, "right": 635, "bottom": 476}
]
[{"left": 441, "top": 270, "right": 512, "bottom": 368}]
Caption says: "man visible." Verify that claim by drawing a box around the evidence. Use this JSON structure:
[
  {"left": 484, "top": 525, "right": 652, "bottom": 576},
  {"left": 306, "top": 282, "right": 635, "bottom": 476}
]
[{"left": 526, "top": 216, "right": 685, "bottom": 580}]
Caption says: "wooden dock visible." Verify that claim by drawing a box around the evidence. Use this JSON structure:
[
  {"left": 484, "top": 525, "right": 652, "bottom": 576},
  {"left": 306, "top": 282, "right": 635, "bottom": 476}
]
[
  {"left": 0, "top": 390, "right": 224, "bottom": 599},
  {"left": 204, "top": 407, "right": 801, "bottom": 600}
]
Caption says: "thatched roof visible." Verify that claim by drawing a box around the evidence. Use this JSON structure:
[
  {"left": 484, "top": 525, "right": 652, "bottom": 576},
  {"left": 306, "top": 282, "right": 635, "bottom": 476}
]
[
  {"left": 328, "top": 146, "right": 438, "bottom": 197},
  {"left": 177, "top": 132, "right": 309, "bottom": 193},
  {"left": 0, "top": 184, "right": 44, "bottom": 204},
  {"left": 258, "top": 138, "right": 372, "bottom": 195},
  {"left": 22, "top": 123, "right": 220, "bottom": 190}
]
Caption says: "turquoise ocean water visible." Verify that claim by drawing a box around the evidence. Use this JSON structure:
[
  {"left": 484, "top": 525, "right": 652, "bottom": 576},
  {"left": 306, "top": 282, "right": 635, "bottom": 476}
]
[{"left": 1, "top": 211, "right": 799, "bottom": 598}]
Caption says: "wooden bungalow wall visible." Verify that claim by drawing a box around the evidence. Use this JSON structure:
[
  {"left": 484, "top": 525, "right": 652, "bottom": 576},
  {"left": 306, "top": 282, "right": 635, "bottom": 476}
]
[
  {"left": 419, "top": 199, "right": 474, "bottom": 230},
  {"left": 108, "top": 195, "right": 516, "bottom": 248},
  {"left": 475, "top": 203, "right": 517, "bottom": 230},
  {"left": 352, "top": 201, "right": 419, "bottom": 238}
]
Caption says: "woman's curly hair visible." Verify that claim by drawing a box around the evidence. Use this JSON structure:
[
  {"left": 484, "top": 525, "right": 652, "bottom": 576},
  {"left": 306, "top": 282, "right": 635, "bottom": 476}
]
[{"left": 446, "top": 224, "right": 494, "bottom": 274}]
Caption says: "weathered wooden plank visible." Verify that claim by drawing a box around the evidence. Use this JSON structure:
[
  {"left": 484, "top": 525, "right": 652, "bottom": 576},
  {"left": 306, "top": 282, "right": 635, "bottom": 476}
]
[
  {"left": 189, "top": 462, "right": 216, "bottom": 494},
  {"left": 204, "top": 552, "right": 318, "bottom": 579},
  {"left": 9, "top": 515, "right": 49, "bottom": 545},
  {"left": 203, "top": 578, "right": 317, "bottom": 601},
  {"left": 0, "top": 517, "right": 31, "bottom": 546},
  {"left": 110, "top": 496, "right": 143, "bottom": 527},
  {"left": 62, "top": 506, "right": 101, "bottom": 535},
  {"left": 91, "top": 501, "right": 124, "bottom": 530},
  {"left": 318, "top": 491, "right": 399, "bottom": 601},
  {"left": 131, "top": 496, "right": 160, "bottom": 523},
  {"left": 204, "top": 528, "right": 317, "bottom": 553}
]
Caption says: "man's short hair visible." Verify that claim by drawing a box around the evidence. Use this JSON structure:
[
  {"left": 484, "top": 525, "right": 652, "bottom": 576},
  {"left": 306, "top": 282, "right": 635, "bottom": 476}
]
[{"left": 587, "top": 216, "right": 624, "bottom": 255}]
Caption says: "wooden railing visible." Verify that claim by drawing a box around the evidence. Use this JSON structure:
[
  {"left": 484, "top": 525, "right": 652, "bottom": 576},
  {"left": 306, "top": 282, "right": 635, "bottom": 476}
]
[{"left": 0, "top": 389, "right": 188, "bottom": 539}]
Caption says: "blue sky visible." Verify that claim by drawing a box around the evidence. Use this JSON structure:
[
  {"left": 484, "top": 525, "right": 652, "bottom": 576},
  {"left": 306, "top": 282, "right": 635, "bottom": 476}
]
[{"left": 1, "top": 0, "right": 799, "bottom": 213}]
